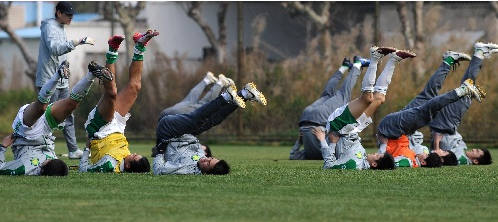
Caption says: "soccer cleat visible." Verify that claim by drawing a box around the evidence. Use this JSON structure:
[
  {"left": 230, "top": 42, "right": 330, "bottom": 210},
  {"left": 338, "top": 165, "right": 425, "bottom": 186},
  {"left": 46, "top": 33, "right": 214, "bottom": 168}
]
[
  {"left": 226, "top": 85, "right": 246, "bottom": 108},
  {"left": 443, "top": 50, "right": 471, "bottom": 62},
  {"left": 133, "top": 30, "right": 159, "bottom": 46},
  {"left": 342, "top": 57, "right": 353, "bottom": 69},
  {"left": 88, "top": 61, "right": 114, "bottom": 82},
  {"left": 204, "top": 71, "right": 218, "bottom": 84},
  {"left": 443, "top": 50, "right": 471, "bottom": 70},
  {"left": 243, "top": 82, "right": 267, "bottom": 106},
  {"left": 370, "top": 46, "right": 397, "bottom": 60},
  {"left": 353, "top": 55, "right": 370, "bottom": 67},
  {"left": 461, "top": 79, "right": 485, "bottom": 103},
  {"left": 390, "top": 50, "right": 416, "bottom": 62},
  {"left": 474, "top": 42, "right": 498, "bottom": 59},
  {"left": 57, "top": 60, "right": 70, "bottom": 81},
  {"left": 218, "top": 74, "right": 235, "bottom": 87},
  {"left": 108, "top": 35, "right": 125, "bottom": 50}
]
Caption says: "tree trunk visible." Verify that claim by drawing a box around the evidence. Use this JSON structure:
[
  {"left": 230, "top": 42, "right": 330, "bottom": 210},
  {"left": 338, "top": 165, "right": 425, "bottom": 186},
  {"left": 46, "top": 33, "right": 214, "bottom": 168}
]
[
  {"left": 114, "top": 2, "right": 146, "bottom": 66},
  {"left": 413, "top": 1, "right": 425, "bottom": 81},
  {"left": 0, "top": 2, "right": 37, "bottom": 89},
  {"left": 186, "top": 2, "right": 228, "bottom": 64},
  {"left": 396, "top": 2, "right": 414, "bottom": 49}
]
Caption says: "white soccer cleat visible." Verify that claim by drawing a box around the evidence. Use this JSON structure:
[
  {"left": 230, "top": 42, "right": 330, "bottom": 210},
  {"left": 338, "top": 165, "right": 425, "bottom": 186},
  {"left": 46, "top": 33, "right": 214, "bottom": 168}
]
[
  {"left": 204, "top": 71, "right": 218, "bottom": 84},
  {"left": 474, "top": 42, "right": 498, "bottom": 58},
  {"left": 243, "top": 82, "right": 267, "bottom": 106},
  {"left": 225, "top": 85, "right": 246, "bottom": 108}
]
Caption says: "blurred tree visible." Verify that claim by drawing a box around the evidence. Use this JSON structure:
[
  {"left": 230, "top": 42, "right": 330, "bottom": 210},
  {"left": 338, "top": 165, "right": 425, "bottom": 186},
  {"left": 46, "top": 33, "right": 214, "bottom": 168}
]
[
  {"left": 281, "top": 2, "right": 333, "bottom": 74},
  {"left": 396, "top": 1, "right": 426, "bottom": 84},
  {"left": 110, "top": 1, "right": 146, "bottom": 65},
  {"left": 0, "top": 2, "right": 37, "bottom": 89},
  {"left": 184, "top": 2, "right": 230, "bottom": 64}
]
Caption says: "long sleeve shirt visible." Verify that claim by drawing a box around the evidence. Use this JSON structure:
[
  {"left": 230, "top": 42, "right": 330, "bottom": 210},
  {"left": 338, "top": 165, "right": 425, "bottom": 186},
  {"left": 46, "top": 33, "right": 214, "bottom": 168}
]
[
  {"left": 153, "top": 134, "right": 205, "bottom": 175},
  {"left": 36, "top": 18, "right": 76, "bottom": 88}
]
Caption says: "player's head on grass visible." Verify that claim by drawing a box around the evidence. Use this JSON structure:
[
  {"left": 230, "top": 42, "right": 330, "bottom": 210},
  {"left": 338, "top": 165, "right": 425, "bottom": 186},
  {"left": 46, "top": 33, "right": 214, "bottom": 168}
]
[
  {"left": 432, "top": 149, "right": 458, "bottom": 166},
  {"left": 198, "top": 157, "right": 230, "bottom": 175},
  {"left": 124, "top": 153, "right": 150, "bottom": 173},
  {"left": 40, "top": 159, "right": 69, "bottom": 176},
  {"left": 467, "top": 148, "right": 492, "bottom": 165},
  {"left": 419, "top": 153, "right": 443, "bottom": 168},
  {"left": 367, "top": 152, "right": 395, "bottom": 170}
]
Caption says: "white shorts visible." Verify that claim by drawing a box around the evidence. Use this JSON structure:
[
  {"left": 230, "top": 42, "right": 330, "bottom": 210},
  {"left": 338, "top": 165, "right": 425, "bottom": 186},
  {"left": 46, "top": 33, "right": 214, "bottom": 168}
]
[
  {"left": 12, "top": 104, "right": 64, "bottom": 140},
  {"left": 84, "top": 107, "right": 130, "bottom": 139}
]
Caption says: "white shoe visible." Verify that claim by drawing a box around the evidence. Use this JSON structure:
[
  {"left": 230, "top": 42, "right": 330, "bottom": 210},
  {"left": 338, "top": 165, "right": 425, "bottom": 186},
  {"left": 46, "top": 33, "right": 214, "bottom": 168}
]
[
  {"left": 243, "top": 82, "right": 267, "bottom": 106},
  {"left": 68, "top": 149, "right": 84, "bottom": 159},
  {"left": 218, "top": 74, "right": 235, "bottom": 87},
  {"left": 460, "top": 79, "right": 485, "bottom": 103},
  {"left": 443, "top": 50, "right": 471, "bottom": 62},
  {"left": 225, "top": 85, "right": 246, "bottom": 109},
  {"left": 474, "top": 42, "right": 498, "bottom": 58},
  {"left": 204, "top": 71, "right": 218, "bottom": 84}
]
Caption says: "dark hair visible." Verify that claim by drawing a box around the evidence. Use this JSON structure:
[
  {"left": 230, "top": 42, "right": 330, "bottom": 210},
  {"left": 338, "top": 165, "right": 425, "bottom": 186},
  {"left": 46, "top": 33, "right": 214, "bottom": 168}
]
[
  {"left": 126, "top": 157, "right": 151, "bottom": 173},
  {"left": 372, "top": 152, "right": 395, "bottom": 170},
  {"left": 206, "top": 160, "right": 230, "bottom": 175},
  {"left": 442, "top": 151, "right": 458, "bottom": 166},
  {"left": 476, "top": 148, "right": 492, "bottom": 165},
  {"left": 40, "top": 159, "right": 68, "bottom": 176},
  {"left": 422, "top": 153, "right": 442, "bottom": 168},
  {"left": 203, "top": 144, "right": 212, "bottom": 157}
]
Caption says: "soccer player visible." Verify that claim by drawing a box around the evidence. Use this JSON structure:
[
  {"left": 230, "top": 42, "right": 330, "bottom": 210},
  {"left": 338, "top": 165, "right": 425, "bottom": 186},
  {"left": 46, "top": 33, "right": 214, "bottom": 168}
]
[
  {"left": 289, "top": 57, "right": 364, "bottom": 160},
  {"left": 321, "top": 46, "right": 413, "bottom": 170},
  {"left": 153, "top": 83, "right": 267, "bottom": 175},
  {"left": 427, "top": 42, "right": 496, "bottom": 166},
  {"left": 376, "top": 73, "right": 485, "bottom": 168},
  {"left": 36, "top": 1, "right": 95, "bottom": 159},
  {"left": 78, "top": 30, "right": 158, "bottom": 173},
  {"left": 0, "top": 59, "right": 106, "bottom": 176},
  {"left": 151, "top": 72, "right": 235, "bottom": 157}
]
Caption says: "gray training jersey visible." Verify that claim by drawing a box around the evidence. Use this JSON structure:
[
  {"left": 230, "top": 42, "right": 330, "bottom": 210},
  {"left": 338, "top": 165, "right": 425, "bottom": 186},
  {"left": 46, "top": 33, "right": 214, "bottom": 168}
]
[
  {"left": 321, "top": 133, "right": 370, "bottom": 170},
  {"left": 0, "top": 142, "right": 57, "bottom": 175},
  {"left": 153, "top": 134, "right": 206, "bottom": 175},
  {"left": 439, "top": 131, "right": 471, "bottom": 165}
]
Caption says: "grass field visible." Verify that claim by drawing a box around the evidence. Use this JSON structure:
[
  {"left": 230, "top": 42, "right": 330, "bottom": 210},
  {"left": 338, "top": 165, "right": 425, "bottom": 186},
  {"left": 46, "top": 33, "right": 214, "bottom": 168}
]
[{"left": 1, "top": 142, "right": 497, "bottom": 222}]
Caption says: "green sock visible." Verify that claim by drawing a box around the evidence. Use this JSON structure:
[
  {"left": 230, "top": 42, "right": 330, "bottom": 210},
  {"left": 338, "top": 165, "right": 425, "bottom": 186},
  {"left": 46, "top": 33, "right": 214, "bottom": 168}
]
[
  {"left": 106, "top": 46, "right": 119, "bottom": 64},
  {"left": 444, "top": 56, "right": 455, "bottom": 66},
  {"left": 132, "top": 43, "right": 146, "bottom": 61}
]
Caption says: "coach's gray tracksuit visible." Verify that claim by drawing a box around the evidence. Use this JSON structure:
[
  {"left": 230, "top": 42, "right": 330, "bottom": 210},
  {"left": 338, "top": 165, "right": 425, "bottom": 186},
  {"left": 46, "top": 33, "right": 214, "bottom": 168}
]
[
  {"left": 0, "top": 136, "right": 57, "bottom": 175},
  {"left": 290, "top": 66, "right": 361, "bottom": 160},
  {"left": 154, "top": 96, "right": 238, "bottom": 175},
  {"left": 36, "top": 18, "right": 79, "bottom": 153},
  {"left": 158, "top": 81, "right": 223, "bottom": 122}
]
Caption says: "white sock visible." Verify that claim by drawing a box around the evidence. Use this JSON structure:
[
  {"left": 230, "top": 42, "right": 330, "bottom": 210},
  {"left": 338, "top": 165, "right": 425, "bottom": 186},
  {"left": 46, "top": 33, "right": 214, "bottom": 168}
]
[
  {"left": 338, "top": 66, "right": 349, "bottom": 74},
  {"left": 373, "top": 56, "right": 397, "bottom": 95},
  {"left": 203, "top": 78, "right": 211, "bottom": 84},
  {"left": 71, "top": 73, "right": 95, "bottom": 101},
  {"left": 474, "top": 50, "right": 485, "bottom": 60},
  {"left": 361, "top": 60, "right": 378, "bottom": 92},
  {"left": 38, "top": 73, "right": 61, "bottom": 103}
]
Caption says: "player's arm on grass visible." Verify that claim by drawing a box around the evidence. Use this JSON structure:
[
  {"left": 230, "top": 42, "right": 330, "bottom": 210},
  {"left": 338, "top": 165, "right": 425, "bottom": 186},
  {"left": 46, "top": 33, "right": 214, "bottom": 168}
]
[
  {"left": 313, "top": 127, "right": 338, "bottom": 169},
  {"left": 431, "top": 131, "right": 443, "bottom": 151},
  {"left": 289, "top": 131, "right": 305, "bottom": 160},
  {"left": 79, "top": 148, "right": 117, "bottom": 173}
]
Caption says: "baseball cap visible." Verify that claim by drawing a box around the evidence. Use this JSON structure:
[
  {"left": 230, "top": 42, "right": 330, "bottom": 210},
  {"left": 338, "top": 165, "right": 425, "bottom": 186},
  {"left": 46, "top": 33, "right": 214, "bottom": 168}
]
[{"left": 56, "top": 1, "right": 77, "bottom": 15}]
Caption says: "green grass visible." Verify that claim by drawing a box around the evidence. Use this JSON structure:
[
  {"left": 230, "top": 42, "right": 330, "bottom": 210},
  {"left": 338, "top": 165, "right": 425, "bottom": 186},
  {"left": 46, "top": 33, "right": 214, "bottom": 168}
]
[{"left": 1, "top": 143, "right": 497, "bottom": 222}]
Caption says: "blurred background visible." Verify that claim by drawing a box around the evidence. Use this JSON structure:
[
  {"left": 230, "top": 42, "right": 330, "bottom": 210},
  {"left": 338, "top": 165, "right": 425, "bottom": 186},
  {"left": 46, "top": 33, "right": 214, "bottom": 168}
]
[{"left": 1, "top": 1, "right": 497, "bottom": 147}]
